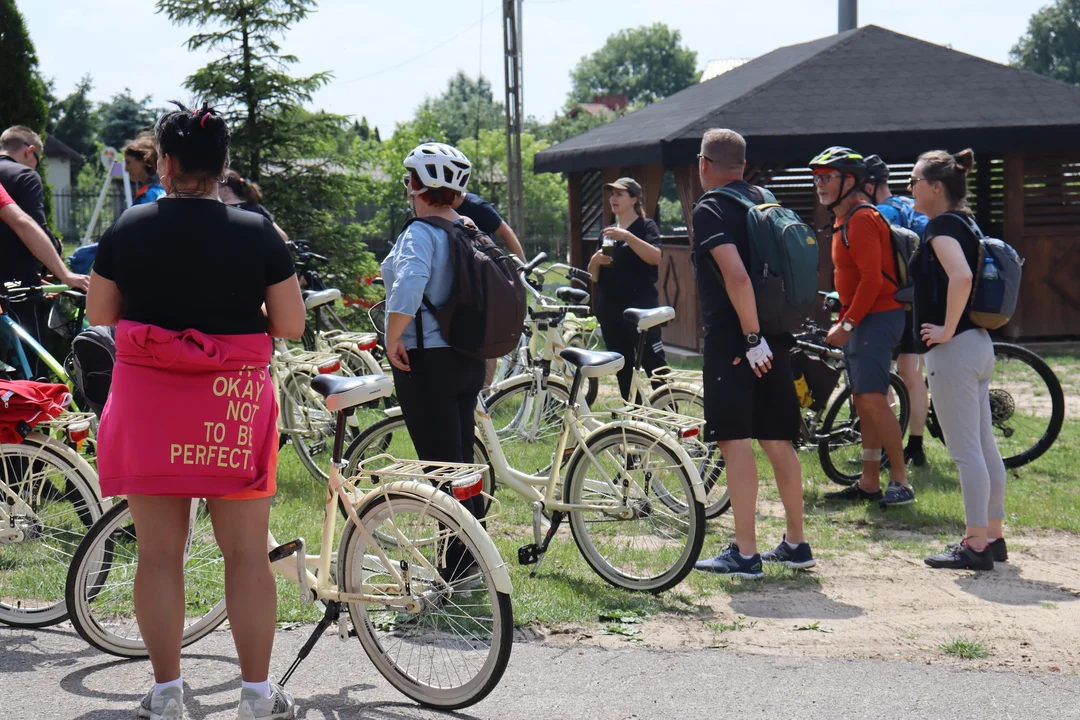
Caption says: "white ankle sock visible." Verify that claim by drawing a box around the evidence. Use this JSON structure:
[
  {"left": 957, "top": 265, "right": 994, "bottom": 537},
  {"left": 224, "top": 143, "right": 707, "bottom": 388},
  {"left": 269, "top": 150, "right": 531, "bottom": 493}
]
[
  {"left": 242, "top": 680, "right": 272, "bottom": 699},
  {"left": 154, "top": 678, "right": 183, "bottom": 696},
  {"left": 784, "top": 540, "right": 800, "bottom": 550},
  {"left": 739, "top": 552, "right": 756, "bottom": 560}
]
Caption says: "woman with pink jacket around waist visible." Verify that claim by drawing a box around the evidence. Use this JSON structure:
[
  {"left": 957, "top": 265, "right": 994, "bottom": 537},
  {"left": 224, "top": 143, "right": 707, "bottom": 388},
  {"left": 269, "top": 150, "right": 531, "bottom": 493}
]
[{"left": 87, "top": 101, "right": 306, "bottom": 720}]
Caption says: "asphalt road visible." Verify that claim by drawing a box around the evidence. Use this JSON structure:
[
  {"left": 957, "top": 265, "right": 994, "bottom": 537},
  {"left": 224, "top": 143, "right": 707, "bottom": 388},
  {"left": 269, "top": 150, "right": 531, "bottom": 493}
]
[{"left": 3, "top": 624, "right": 1080, "bottom": 720}]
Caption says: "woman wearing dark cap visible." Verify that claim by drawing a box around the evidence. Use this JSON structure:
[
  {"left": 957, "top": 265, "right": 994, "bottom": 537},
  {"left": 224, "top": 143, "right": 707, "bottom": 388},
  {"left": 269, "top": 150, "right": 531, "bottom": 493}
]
[
  {"left": 123, "top": 133, "right": 166, "bottom": 206},
  {"left": 219, "top": 168, "right": 288, "bottom": 241},
  {"left": 587, "top": 176, "right": 665, "bottom": 400},
  {"left": 87, "top": 101, "right": 305, "bottom": 720}
]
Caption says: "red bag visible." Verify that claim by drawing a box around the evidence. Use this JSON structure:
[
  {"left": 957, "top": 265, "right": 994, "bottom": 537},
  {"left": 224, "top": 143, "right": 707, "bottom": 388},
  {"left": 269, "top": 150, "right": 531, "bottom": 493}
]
[{"left": 0, "top": 380, "right": 71, "bottom": 443}]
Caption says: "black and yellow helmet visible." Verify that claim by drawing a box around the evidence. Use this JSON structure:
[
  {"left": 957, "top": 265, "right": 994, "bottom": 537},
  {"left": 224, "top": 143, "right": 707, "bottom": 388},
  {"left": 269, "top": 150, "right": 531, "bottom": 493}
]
[{"left": 809, "top": 146, "right": 867, "bottom": 181}]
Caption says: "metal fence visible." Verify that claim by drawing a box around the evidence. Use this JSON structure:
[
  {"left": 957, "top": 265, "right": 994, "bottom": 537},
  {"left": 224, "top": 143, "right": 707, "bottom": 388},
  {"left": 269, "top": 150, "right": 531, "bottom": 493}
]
[{"left": 52, "top": 189, "right": 128, "bottom": 242}]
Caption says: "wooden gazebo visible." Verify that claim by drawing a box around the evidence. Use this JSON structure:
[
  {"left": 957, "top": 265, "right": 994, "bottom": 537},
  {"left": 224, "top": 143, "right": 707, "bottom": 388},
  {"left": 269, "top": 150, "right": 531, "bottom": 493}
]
[{"left": 535, "top": 25, "right": 1080, "bottom": 349}]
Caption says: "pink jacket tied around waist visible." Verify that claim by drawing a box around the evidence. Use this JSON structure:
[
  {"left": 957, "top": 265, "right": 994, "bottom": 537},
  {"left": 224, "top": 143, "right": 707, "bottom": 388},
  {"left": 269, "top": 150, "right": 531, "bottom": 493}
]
[{"left": 98, "top": 320, "right": 279, "bottom": 499}]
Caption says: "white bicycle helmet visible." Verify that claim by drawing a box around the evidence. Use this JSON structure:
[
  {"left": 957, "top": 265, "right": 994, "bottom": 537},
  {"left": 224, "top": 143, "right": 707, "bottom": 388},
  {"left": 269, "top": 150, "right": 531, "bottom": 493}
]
[{"left": 404, "top": 142, "right": 472, "bottom": 193}]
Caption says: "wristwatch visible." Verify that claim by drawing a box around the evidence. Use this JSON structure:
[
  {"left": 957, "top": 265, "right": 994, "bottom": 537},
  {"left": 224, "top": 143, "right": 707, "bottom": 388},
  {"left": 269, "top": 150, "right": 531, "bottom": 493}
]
[
  {"left": 841, "top": 320, "right": 856, "bottom": 332},
  {"left": 745, "top": 332, "right": 761, "bottom": 348}
]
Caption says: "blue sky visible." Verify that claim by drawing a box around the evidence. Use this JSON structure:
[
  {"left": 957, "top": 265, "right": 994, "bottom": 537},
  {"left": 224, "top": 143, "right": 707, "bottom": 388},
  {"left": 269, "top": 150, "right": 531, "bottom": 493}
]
[{"left": 23, "top": 0, "right": 1049, "bottom": 138}]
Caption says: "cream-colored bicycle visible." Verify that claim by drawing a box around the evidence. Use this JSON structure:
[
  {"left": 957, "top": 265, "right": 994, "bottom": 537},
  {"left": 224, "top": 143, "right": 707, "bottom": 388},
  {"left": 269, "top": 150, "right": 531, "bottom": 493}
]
[
  {"left": 347, "top": 347, "right": 708, "bottom": 593},
  {"left": 64, "top": 373, "right": 514, "bottom": 710}
]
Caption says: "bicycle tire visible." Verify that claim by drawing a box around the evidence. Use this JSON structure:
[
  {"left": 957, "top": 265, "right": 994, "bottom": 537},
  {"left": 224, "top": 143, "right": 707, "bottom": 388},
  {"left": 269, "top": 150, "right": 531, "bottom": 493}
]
[
  {"left": 817, "top": 373, "right": 910, "bottom": 486},
  {"left": 990, "top": 343, "right": 1065, "bottom": 469},
  {"left": 339, "top": 490, "right": 513, "bottom": 709},
  {"left": 646, "top": 385, "right": 729, "bottom": 519},
  {"left": 0, "top": 435, "right": 103, "bottom": 628},
  {"left": 64, "top": 499, "right": 228, "bottom": 658},
  {"left": 564, "top": 426, "right": 705, "bottom": 593},
  {"left": 485, "top": 375, "right": 574, "bottom": 477}
]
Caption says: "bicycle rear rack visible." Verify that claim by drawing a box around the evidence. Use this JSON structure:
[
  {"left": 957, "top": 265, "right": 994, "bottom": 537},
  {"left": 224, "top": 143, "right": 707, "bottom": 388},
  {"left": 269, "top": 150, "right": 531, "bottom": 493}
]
[
  {"left": 651, "top": 366, "right": 703, "bottom": 385},
  {"left": 353, "top": 454, "right": 501, "bottom": 519},
  {"left": 275, "top": 348, "right": 344, "bottom": 374},
  {"left": 601, "top": 399, "right": 703, "bottom": 439},
  {"left": 320, "top": 329, "right": 379, "bottom": 352}
]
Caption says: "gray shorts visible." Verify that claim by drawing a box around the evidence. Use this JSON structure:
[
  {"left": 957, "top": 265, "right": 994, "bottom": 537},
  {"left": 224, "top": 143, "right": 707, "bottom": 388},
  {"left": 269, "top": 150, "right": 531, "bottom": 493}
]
[{"left": 843, "top": 309, "right": 904, "bottom": 395}]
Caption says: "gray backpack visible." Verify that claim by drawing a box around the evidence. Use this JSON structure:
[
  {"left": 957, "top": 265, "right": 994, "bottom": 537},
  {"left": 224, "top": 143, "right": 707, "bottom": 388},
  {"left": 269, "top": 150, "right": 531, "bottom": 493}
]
[{"left": 942, "top": 213, "right": 1023, "bottom": 330}]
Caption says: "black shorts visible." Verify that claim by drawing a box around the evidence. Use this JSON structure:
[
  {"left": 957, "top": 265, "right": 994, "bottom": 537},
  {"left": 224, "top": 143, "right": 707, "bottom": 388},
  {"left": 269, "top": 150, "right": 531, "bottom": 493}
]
[
  {"left": 702, "top": 334, "right": 802, "bottom": 443},
  {"left": 894, "top": 309, "right": 916, "bottom": 358}
]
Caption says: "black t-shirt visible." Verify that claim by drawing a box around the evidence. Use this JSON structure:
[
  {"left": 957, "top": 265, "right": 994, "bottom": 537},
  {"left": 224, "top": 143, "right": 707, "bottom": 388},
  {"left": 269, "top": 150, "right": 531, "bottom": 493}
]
[
  {"left": 0, "top": 156, "right": 55, "bottom": 284},
  {"left": 94, "top": 198, "right": 295, "bottom": 334},
  {"left": 456, "top": 193, "right": 504, "bottom": 238},
  {"left": 595, "top": 216, "right": 661, "bottom": 306},
  {"left": 910, "top": 212, "right": 982, "bottom": 354},
  {"left": 236, "top": 201, "right": 275, "bottom": 223},
  {"left": 692, "top": 181, "right": 762, "bottom": 344}
]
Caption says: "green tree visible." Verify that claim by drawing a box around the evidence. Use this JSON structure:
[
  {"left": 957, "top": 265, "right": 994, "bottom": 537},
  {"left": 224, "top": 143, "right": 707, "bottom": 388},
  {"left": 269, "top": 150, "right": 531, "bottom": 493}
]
[
  {"left": 568, "top": 23, "right": 698, "bottom": 107},
  {"left": 49, "top": 75, "right": 99, "bottom": 164},
  {"left": 97, "top": 89, "right": 158, "bottom": 149},
  {"left": 157, "top": 0, "right": 332, "bottom": 183},
  {"left": 0, "top": 0, "right": 49, "bottom": 135},
  {"left": 1011, "top": 0, "right": 1080, "bottom": 84},
  {"left": 418, "top": 71, "right": 504, "bottom": 146}
]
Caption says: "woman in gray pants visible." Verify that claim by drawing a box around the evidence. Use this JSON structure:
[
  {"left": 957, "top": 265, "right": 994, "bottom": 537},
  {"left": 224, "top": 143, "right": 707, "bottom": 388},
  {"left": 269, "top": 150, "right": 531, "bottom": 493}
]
[{"left": 908, "top": 148, "right": 1007, "bottom": 571}]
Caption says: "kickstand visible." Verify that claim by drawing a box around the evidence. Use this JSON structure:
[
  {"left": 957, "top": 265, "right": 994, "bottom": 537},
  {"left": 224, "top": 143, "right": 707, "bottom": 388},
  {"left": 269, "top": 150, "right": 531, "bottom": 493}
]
[
  {"left": 279, "top": 601, "right": 340, "bottom": 687},
  {"left": 529, "top": 511, "right": 564, "bottom": 578}
]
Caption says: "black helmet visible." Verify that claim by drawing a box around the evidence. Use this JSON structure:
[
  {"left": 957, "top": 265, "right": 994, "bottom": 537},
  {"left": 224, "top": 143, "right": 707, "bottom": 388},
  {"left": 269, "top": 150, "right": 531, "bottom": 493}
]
[
  {"left": 809, "top": 146, "right": 867, "bottom": 182},
  {"left": 864, "top": 155, "right": 889, "bottom": 184}
]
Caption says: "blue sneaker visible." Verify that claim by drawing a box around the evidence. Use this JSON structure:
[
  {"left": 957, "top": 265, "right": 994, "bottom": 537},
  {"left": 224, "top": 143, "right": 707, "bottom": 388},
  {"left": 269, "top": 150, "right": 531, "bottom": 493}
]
[
  {"left": 694, "top": 542, "right": 764, "bottom": 579},
  {"left": 879, "top": 481, "right": 916, "bottom": 508},
  {"left": 761, "top": 536, "right": 817, "bottom": 570}
]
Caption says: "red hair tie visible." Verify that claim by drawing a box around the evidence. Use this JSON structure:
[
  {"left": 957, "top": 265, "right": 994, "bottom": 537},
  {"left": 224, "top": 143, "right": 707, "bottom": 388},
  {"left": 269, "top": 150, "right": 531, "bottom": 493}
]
[{"left": 200, "top": 111, "right": 211, "bottom": 129}]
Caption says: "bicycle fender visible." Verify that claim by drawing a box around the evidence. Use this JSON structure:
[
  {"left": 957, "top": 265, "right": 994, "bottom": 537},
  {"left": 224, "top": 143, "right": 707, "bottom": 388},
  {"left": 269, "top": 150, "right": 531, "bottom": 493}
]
[
  {"left": 353, "top": 479, "right": 513, "bottom": 595},
  {"left": 383, "top": 405, "right": 403, "bottom": 418},
  {"left": 25, "top": 431, "right": 111, "bottom": 508},
  {"left": 566, "top": 419, "right": 707, "bottom": 505}
]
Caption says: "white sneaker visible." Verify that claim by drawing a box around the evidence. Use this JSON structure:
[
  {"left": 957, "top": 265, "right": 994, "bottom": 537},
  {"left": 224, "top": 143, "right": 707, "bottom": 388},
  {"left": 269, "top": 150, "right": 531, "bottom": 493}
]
[
  {"left": 237, "top": 682, "right": 296, "bottom": 720},
  {"left": 137, "top": 686, "right": 184, "bottom": 719}
]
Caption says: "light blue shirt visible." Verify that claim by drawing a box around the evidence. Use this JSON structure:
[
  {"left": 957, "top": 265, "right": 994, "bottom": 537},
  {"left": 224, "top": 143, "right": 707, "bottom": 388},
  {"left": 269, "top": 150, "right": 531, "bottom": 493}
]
[{"left": 381, "top": 220, "right": 453, "bottom": 350}]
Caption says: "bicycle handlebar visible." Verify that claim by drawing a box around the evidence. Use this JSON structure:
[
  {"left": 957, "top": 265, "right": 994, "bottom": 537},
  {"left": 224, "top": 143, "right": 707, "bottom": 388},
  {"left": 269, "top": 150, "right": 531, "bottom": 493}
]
[{"left": 522, "top": 252, "right": 548, "bottom": 274}]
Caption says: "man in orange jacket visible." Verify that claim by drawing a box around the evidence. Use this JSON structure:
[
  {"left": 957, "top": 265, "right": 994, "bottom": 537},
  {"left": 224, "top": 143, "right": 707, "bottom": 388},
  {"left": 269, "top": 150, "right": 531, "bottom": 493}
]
[{"left": 810, "top": 147, "right": 913, "bottom": 508}]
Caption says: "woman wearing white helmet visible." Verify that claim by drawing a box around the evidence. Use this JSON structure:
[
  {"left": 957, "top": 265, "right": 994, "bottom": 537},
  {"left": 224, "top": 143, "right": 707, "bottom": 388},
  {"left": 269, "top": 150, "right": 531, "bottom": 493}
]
[{"left": 380, "top": 142, "right": 486, "bottom": 538}]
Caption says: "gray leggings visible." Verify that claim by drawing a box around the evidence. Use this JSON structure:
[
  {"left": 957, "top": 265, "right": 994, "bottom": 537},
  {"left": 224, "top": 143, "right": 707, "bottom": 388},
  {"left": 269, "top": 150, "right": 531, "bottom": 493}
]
[{"left": 925, "top": 329, "right": 1007, "bottom": 528}]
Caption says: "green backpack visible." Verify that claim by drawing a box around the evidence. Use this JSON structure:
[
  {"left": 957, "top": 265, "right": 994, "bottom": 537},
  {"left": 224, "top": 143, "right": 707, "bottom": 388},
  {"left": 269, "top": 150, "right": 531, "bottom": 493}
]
[{"left": 705, "top": 186, "right": 820, "bottom": 334}]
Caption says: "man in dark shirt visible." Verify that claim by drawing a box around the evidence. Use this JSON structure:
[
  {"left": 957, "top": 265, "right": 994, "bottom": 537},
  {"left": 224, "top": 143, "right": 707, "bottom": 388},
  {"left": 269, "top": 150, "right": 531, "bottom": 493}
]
[
  {"left": 691, "top": 128, "right": 814, "bottom": 579},
  {"left": 452, "top": 191, "right": 525, "bottom": 261},
  {"left": 0, "top": 126, "right": 89, "bottom": 376}
]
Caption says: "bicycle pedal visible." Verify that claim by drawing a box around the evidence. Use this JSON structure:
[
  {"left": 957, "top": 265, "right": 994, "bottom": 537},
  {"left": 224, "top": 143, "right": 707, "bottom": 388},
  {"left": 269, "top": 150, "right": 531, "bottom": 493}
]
[
  {"left": 518, "top": 543, "right": 542, "bottom": 565},
  {"left": 269, "top": 538, "right": 304, "bottom": 563}
]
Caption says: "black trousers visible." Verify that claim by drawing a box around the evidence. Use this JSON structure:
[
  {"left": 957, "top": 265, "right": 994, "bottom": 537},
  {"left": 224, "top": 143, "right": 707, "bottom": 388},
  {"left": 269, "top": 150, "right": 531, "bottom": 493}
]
[
  {"left": 392, "top": 346, "right": 486, "bottom": 524},
  {"left": 597, "top": 297, "right": 666, "bottom": 401}
]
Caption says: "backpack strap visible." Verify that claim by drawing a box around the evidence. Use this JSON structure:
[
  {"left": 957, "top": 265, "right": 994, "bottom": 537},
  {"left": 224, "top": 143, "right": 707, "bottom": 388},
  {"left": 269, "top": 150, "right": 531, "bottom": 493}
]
[
  {"left": 700, "top": 185, "right": 771, "bottom": 276},
  {"left": 838, "top": 202, "right": 879, "bottom": 248},
  {"left": 940, "top": 211, "right": 984, "bottom": 239},
  {"left": 397, "top": 215, "right": 473, "bottom": 352}
]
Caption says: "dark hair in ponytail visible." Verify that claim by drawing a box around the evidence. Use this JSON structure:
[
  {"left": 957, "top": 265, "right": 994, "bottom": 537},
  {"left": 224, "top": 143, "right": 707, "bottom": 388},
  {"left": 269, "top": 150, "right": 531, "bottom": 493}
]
[
  {"left": 918, "top": 148, "right": 974, "bottom": 211},
  {"left": 154, "top": 100, "right": 230, "bottom": 180},
  {"left": 221, "top": 168, "right": 263, "bottom": 203}
]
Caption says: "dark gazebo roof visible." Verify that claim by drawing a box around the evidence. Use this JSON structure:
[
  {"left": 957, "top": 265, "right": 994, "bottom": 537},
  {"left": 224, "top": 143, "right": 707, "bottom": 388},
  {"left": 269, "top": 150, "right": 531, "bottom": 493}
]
[{"left": 535, "top": 25, "right": 1080, "bottom": 173}]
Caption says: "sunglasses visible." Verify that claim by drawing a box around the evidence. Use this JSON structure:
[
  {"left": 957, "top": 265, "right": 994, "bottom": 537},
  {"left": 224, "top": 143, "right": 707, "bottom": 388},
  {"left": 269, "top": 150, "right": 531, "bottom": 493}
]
[
  {"left": 909, "top": 176, "right": 927, "bottom": 187},
  {"left": 811, "top": 173, "right": 839, "bottom": 186}
]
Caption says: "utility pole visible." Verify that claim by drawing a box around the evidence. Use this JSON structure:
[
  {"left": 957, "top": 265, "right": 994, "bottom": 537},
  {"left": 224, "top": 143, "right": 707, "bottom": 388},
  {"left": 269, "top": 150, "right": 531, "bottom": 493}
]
[{"left": 502, "top": 0, "right": 525, "bottom": 237}]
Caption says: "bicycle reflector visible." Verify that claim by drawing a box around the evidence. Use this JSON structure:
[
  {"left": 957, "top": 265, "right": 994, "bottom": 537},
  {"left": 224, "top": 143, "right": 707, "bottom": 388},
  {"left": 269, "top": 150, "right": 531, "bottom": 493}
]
[
  {"left": 356, "top": 337, "right": 378, "bottom": 352},
  {"left": 317, "top": 359, "right": 341, "bottom": 374},
  {"left": 679, "top": 427, "right": 700, "bottom": 439},
  {"left": 67, "top": 420, "right": 92, "bottom": 443},
  {"left": 451, "top": 473, "right": 484, "bottom": 502}
]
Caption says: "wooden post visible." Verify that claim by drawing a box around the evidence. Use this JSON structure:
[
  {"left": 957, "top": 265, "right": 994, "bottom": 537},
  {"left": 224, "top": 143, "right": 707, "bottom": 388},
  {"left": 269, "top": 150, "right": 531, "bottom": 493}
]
[
  {"left": 568, "top": 171, "right": 584, "bottom": 268},
  {"left": 1003, "top": 153, "right": 1025, "bottom": 339},
  {"left": 975, "top": 158, "right": 992, "bottom": 232}
]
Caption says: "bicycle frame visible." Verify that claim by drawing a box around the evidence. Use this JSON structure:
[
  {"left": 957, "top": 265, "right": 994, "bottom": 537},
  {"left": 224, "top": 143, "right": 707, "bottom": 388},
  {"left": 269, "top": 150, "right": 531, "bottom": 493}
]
[{"left": 0, "top": 313, "right": 71, "bottom": 384}]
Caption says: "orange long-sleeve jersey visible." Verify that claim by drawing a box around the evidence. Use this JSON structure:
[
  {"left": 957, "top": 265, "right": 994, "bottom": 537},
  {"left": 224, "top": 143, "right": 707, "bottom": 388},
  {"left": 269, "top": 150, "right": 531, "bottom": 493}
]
[{"left": 831, "top": 206, "right": 902, "bottom": 325}]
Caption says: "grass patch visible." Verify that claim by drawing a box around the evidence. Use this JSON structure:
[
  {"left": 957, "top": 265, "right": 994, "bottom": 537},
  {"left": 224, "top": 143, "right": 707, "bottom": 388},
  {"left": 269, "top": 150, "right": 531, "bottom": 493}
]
[
  {"left": 704, "top": 615, "right": 756, "bottom": 633},
  {"left": 940, "top": 638, "right": 990, "bottom": 659}
]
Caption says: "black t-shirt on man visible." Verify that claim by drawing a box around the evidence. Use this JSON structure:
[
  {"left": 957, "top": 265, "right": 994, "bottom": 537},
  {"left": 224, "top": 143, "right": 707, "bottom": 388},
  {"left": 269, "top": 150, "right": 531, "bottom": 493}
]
[
  {"left": 910, "top": 212, "right": 982, "bottom": 354},
  {"left": 595, "top": 216, "right": 661, "bottom": 306},
  {"left": 94, "top": 198, "right": 295, "bottom": 335},
  {"left": 0, "top": 155, "right": 56, "bottom": 285},
  {"left": 691, "top": 180, "right": 762, "bottom": 346},
  {"left": 456, "top": 192, "right": 505, "bottom": 246}
]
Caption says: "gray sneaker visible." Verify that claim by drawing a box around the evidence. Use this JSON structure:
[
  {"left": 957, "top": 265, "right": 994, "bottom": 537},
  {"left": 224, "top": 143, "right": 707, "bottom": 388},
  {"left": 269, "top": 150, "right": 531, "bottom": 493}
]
[
  {"left": 237, "top": 683, "right": 296, "bottom": 720},
  {"left": 137, "top": 686, "right": 184, "bottom": 719}
]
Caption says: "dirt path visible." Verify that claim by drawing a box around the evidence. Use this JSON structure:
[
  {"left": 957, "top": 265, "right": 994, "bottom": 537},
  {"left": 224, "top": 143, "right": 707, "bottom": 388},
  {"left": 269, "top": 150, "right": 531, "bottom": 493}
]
[{"left": 534, "top": 533, "right": 1080, "bottom": 674}]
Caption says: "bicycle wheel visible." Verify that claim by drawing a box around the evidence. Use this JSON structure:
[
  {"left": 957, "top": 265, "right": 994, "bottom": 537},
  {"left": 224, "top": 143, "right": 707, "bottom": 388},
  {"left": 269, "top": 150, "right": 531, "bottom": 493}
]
[
  {"left": 0, "top": 435, "right": 102, "bottom": 628},
  {"left": 65, "top": 499, "right": 228, "bottom": 658},
  {"left": 341, "top": 415, "right": 494, "bottom": 515},
  {"left": 987, "top": 343, "right": 1065, "bottom": 469},
  {"left": 563, "top": 426, "right": 705, "bottom": 593},
  {"left": 817, "top": 374, "right": 910, "bottom": 486},
  {"left": 647, "top": 385, "right": 729, "bottom": 519},
  {"left": 485, "top": 375, "right": 573, "bottom": 477},
  {"left": 339, "top": 490, "right": 513, "bottom": 709}
]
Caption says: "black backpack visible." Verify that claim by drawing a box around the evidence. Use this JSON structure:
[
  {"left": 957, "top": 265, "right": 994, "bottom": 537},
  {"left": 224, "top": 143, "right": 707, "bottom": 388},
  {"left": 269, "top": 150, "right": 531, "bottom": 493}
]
[
  {"left": 70, "top": 326, "right": 116, "bottom": 417},
  {"left": 405, "top": 216, "right": 526, "bottom": 359}
]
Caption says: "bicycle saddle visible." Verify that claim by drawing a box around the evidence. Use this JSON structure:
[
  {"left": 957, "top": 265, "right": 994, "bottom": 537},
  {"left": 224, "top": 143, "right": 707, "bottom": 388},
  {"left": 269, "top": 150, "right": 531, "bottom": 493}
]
[
  {"left": 310, "top": 373, "right": 392, "bottom": 412},
  {"left": 623, "top": 306, "right": 675, "bottom": 331},
  {"left": 555, "top": 286, "right": 590, "bottom": 305},
  {"left": 303, "top": 288, "right": 342, "bottom": 311},
  {"left": 559, "top": 348, "right": 624, "bottom": 379}
]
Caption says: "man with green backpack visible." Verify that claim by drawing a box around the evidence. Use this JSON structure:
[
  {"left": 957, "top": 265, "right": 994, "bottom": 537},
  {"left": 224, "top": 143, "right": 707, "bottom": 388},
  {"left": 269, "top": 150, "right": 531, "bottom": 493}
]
[{"left": 691, "top": 128, "right": 818, "bottom": 578}]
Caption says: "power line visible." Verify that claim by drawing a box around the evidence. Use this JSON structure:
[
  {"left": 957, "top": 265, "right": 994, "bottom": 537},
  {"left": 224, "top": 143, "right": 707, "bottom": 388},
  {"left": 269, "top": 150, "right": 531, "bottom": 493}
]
[{"left": 330, "top": 7, "right": 500, "bottom": 86}]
